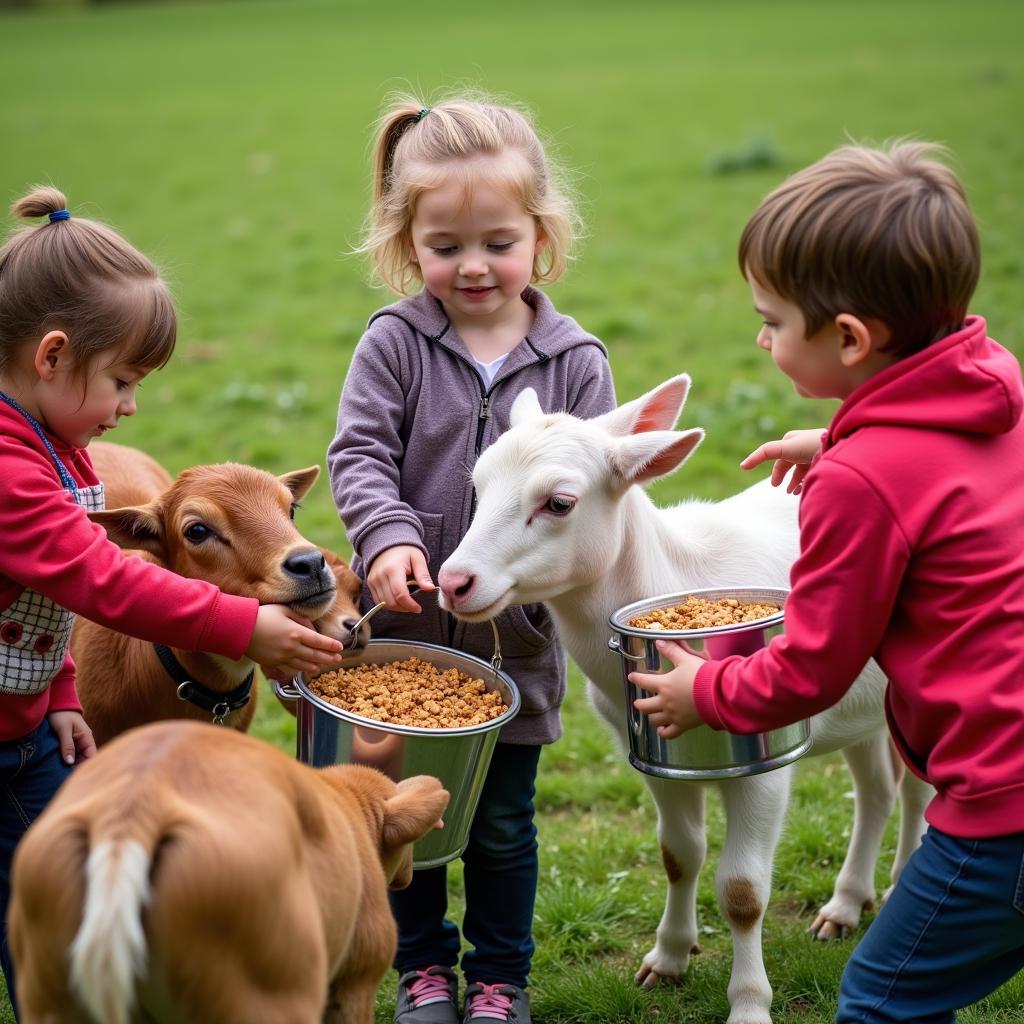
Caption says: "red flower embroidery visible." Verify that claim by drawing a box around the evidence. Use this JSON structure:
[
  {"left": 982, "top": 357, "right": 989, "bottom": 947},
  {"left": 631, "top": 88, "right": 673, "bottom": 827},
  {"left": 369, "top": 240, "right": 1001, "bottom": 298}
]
[{"left": 1, "top": 621, "right": 23, "bottom": 645}]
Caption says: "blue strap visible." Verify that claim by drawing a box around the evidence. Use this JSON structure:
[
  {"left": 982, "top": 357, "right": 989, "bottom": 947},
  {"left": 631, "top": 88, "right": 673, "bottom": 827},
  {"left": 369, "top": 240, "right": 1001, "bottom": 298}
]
[{"left": 0, "top": 389, "right": 79, "bottom": 496}]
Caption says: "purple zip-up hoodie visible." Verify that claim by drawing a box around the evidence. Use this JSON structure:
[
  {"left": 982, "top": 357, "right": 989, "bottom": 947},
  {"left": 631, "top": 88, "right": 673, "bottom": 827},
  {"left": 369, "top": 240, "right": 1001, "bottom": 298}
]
[{"left": 327, "top": 286, "right": 616, "bottom": 743}]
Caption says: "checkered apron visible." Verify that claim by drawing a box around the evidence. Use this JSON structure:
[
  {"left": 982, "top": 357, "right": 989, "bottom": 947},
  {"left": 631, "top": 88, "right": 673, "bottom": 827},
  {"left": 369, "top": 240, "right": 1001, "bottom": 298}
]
[{"left": 0, "top": 391, "right": 105, "bottom": 696}]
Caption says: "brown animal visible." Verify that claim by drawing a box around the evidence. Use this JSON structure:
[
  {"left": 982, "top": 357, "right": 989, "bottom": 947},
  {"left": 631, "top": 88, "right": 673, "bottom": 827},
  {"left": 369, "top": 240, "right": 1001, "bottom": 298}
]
[
  {"left": 8, "top": 719, "right": 450, "bottom": 1024},
  {"left": 71, "top": 442, "right": 368, "bottom": 744}
]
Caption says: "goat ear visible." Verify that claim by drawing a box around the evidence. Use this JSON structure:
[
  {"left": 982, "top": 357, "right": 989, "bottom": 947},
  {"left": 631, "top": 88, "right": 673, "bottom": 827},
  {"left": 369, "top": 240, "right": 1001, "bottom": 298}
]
[
  {"left": 88, "top": 504, "right": 167, "bottom": 557},
  {"left": 509, "top": 387, "right": 543, "bottom": 427},
  {"left": 279, "top": 466, "right": 320, "bottom": 502},
  {"left": 595, "top": 374, "right": 691, "bottom": 438},
  {"left": 609, "top": 428, "right": 704, "bottom": 487},
  {"left": 382, "top": 776, "right": 451, "bottom": 851}
]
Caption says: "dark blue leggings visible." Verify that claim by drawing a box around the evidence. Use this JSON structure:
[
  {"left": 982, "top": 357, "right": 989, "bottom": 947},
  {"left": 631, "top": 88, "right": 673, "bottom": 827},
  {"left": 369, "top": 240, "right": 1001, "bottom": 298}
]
[
  {"left": 391, "top": 742, "right": 541, "bottom": 988},
  {"left": 838, "top": 826, "right": 1024, "bottom": 1022},
  {"left": 0, "top": 720, "right": 74, "bottom": 1020}
]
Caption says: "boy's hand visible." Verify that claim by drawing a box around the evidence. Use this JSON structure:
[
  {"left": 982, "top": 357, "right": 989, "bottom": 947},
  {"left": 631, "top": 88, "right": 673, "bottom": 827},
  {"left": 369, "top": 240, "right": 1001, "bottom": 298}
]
[
  {"left": 367, "top": 545, "right": 435, "bottom": 612},
  {"left": 247, "top": 604, "right": 345, "bottom": 678},
  {"left": 48, "top": 710, "right": 97, "bottom": 765},
  {"left": 740, "top": 427, "right": 825, "bottom": 494},
  {"left": 630, "top": 639, "right": 706, "bottom": 739}
]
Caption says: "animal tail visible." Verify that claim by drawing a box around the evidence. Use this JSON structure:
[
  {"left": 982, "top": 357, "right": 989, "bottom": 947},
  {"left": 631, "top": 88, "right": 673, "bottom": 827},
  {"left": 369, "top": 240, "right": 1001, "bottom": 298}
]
[{"left": 67, "top": 838, "right": 152, "bottom": 1024}]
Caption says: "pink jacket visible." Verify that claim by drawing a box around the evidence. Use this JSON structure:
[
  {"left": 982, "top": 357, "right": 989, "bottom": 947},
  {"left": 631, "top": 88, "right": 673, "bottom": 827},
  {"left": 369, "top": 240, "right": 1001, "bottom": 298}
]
[
  {"left": 0, "top": 403, "right": 258, "bottom": 741},
  {"left": 693, "top": 317, "right": 1024, "bottom": 838}
]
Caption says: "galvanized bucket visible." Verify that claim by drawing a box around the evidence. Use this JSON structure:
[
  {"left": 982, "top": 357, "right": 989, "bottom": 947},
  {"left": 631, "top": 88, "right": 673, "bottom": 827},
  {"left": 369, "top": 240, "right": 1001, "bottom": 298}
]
[
  {"left": 279, "top": 639, "right": 520, "bottom": 869},
  {"left": 608, "top": 586, "right": 811, "bottom": 780}
]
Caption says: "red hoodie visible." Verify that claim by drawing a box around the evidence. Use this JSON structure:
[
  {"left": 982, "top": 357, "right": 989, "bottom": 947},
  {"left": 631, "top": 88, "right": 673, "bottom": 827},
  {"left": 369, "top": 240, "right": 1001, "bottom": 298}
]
[
  {"left": 0, "top": 404, "right": 258, "bottom": 741},
  {"left": 693, "top": 317, "right": 1024, "bottom": 838}
]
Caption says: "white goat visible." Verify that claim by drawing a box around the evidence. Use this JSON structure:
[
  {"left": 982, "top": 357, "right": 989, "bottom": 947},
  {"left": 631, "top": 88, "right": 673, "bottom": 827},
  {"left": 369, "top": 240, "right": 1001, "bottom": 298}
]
[{"left": 438, "top": 375, "right": 931, "bottom": 1024}]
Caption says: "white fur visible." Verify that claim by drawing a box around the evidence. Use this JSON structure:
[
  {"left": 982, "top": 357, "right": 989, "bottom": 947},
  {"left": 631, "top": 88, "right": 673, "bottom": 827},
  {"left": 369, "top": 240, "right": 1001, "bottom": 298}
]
[
  {"left": 440, "top": 375, "right": 932, "bottom": 1024},
  {"left": 68, "top": 839, "right": 151, "bottom": 1024}
]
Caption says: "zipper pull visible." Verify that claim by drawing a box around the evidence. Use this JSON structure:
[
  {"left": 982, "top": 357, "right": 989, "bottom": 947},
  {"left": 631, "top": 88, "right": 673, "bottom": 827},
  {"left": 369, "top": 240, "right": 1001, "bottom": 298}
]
[{"left": 478, "top": 395, "right": 491, "bottom": 421}]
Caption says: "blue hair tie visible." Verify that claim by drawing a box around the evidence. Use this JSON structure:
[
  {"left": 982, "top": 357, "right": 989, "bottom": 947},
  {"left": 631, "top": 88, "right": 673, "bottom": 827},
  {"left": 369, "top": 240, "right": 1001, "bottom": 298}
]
[
  {"left": 48, "top": 209, "right": 71, "bottom": 223},
  {"left": 416, "top": 107, "right": 430, "bottom": 122}
]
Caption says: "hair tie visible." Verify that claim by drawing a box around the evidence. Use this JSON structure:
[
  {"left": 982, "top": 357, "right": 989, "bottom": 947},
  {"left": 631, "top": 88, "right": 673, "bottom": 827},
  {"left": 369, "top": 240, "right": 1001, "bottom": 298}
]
[
  {"left": 48, "top": 210, "right": 71, "bottom": 223},
  {"left": 416, "top": 107, "right": 431, "bottom": 122}
]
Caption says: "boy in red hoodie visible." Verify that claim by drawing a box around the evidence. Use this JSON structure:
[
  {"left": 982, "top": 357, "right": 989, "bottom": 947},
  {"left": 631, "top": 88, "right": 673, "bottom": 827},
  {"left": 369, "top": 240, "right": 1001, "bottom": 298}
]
[{"left": 633, "top": 141, "right": 1024, "bottom": 1022}]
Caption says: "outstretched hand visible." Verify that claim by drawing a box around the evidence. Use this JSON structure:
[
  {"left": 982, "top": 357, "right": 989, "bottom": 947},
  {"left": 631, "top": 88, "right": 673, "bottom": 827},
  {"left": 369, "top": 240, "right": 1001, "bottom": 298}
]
[
  {"left": 247, "top": 604, "right": 345, "bottom": 678},
  {"left": 740, "top": 427, "right": 825, "bottom": 495},
  {"left": 630, "top": 639, "right": 707, "bottom": 739}
]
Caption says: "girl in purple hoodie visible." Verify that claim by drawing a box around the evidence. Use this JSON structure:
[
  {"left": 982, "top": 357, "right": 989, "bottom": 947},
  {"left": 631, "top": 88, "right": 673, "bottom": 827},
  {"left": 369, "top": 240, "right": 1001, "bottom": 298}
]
[{"left": 327, "top": 94, "right": 616, "bottom": 1024}]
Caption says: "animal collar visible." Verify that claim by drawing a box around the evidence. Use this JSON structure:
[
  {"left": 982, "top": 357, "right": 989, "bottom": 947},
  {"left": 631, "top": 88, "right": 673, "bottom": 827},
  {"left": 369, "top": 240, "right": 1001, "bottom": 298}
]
[{"left": 153, "top": 643, "right": 254, "bottom": 725}]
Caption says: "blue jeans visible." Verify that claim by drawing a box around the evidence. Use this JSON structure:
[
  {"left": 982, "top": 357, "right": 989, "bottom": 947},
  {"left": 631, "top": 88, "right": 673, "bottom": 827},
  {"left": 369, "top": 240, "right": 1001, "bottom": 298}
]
[
  {"left": 391, "top": 742, "right": 541, "bottom": 989},
  {"left": 0, "top": 720, "right": 73, "bottom": 1021},
  {"left": 838, "top": 826, "right": 1024, "bottom": 1022}
]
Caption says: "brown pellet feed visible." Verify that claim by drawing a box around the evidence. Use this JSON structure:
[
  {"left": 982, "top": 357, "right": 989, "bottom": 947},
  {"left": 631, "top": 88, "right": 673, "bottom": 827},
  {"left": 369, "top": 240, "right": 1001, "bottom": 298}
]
[
  {"left": 308, "top": 656, "right": 508, "bottom": 728},
  {"left": 628, "top": 595, "right": 781, "bottom": 631}
]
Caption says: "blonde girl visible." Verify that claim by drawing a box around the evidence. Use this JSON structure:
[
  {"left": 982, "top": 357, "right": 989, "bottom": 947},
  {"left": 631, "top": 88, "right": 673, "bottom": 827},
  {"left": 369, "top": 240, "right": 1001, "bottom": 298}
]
[
  {"left": 327, "top": 93, "right": 616, "bottom": 1024},
  {"left": 0, "top": 187, "right": 342, "bottom": 1018}
]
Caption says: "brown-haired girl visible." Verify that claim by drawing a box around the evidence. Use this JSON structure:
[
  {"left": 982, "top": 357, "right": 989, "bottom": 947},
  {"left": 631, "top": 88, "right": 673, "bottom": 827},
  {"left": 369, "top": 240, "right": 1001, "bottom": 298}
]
[
  {"left": 0, "top": 187, "right": 343, "bottom": 1017},
  {"left": 327, "top": 93, "right": 616, "bottom": 1024}
]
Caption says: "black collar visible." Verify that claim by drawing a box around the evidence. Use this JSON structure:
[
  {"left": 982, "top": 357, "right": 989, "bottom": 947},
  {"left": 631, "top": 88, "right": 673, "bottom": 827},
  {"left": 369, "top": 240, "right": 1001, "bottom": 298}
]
[{"left": 153, "top": 643, "right": 254, "bottom": 724}]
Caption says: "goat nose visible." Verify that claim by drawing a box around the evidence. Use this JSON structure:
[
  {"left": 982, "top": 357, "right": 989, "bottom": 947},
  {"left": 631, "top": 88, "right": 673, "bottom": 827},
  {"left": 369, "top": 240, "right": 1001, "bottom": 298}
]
[
  {"left": 438, "top": 568, "right": 474, "bottom": 604},
  {"left": 283, "top": 549, "right": 327, "bottom": 580}
]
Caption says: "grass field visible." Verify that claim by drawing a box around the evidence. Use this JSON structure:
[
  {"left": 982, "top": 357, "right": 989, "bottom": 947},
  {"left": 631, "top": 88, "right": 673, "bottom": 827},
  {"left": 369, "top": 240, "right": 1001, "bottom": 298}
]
[{"left": 1, "top": 0, "right": 1023, "bottom": 1020}]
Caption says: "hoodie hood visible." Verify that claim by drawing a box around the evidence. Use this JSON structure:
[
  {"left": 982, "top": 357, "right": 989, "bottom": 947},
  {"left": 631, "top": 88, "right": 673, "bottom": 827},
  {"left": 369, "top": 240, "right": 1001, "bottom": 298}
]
[
  {"left": 367, "top": 285, "right": 607, "bottom": 365},
  {"left": 825, "top": 317, "right": 1023, "bottom": 451}
]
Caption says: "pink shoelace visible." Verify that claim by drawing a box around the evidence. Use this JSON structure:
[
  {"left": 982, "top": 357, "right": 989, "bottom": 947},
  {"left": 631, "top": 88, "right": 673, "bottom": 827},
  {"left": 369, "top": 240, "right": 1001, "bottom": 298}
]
[
  {"left": 406, "top": 969, "right": 454, "bottom": 1009},
  {"left": 466, "top": 984, "right": 514, "bottom": 1021}
]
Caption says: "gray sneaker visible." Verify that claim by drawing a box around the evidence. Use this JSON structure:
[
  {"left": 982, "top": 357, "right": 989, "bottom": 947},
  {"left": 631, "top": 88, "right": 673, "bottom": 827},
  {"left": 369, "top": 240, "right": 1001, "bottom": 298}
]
[
  {"left": 395, "top": 965, "right": 459, "bottom": 1024},
  {"left": 463, "top": 982, "right": 530, "bottom": 1024}
]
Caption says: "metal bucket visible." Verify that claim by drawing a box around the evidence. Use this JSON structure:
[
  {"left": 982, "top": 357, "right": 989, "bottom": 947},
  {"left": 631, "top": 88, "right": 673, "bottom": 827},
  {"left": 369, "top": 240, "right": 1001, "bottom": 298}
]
[
  {"left": 279, "top": 639, "right": 520, "bottom": 869},
  {"left": 608, "top": 586, "right": 811, "bottom": 780}
]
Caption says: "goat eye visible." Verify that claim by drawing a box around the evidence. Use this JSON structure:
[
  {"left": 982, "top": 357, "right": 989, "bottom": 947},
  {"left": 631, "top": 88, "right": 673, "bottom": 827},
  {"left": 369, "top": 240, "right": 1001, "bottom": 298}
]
[
  {"left": 184, "top": 523, "right": 211, "bottom": 544},
  {"left": 544, "top": 495, "right": 576, "bottom": 516}
]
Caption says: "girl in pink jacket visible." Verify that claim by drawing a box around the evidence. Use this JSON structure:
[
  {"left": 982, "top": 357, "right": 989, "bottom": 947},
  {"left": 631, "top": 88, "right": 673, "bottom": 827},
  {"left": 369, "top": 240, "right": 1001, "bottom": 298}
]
[{"left": 0, "top": 187, "right": 342, "bottom": 1017}]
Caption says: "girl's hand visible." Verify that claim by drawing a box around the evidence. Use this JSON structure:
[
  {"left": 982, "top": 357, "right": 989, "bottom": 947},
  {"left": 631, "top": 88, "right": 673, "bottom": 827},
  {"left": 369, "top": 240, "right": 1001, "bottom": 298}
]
[
  {"left": 47, "top": 710, "right": 97, "bottom": 764},
  {"left": 247, "top": 604, "right": 344, "bottom": 678},
  {"left": 740, "top": 428, "right": 825, "bottom": 495},
  {"left": 630, "top": 639, "right": 706, "bottom": 739},
  {"left": 367, "top": 545, "right": 435, "bottom": 612}
]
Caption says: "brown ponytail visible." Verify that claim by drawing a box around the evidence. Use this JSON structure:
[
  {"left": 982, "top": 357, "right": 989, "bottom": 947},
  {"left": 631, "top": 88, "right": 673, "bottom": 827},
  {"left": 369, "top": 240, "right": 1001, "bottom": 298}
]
[{"left": 0, "top": 185, "right": 177, "bottom": 375}]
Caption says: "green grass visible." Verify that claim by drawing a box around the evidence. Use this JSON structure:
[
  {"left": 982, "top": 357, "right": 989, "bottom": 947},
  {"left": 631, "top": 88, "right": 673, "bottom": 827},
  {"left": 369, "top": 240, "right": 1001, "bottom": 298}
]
[{"left": 2, "top": 1, "right": 1023, "bottom": 1021}]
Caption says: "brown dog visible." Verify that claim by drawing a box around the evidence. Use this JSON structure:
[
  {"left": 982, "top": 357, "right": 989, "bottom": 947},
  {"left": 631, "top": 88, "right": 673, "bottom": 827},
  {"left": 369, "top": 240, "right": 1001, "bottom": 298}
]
[
  {"left": 9, "top": 720, "right": 449, "bottom": 1024},
  {"left": 71, "top": 443, "right": 368, "bottom": 744}
]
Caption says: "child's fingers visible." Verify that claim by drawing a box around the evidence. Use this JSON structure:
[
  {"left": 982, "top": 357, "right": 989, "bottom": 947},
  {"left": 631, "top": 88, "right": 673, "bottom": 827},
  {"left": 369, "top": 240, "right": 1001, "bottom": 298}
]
[
  {"left": 409, "top": 550, "right": 435, "bottom": 591},
  {"left": 628, "top": 670, "right": 664, "bottom": 695},
  {"left": 631, "top": 692, "right": 663, "bottom": 716},
  {"left": 658, "top": 723, "right": 684, "bottom": 740}
]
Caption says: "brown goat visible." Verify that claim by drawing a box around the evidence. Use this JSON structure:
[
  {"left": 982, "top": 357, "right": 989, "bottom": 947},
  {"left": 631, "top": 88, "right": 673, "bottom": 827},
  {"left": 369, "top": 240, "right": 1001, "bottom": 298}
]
[
  {"left": 9, "top": 720, "right": 449, "bottom": 1024},
  {"left": 71, "top": 442, "right": 368, "bottom": 744}
]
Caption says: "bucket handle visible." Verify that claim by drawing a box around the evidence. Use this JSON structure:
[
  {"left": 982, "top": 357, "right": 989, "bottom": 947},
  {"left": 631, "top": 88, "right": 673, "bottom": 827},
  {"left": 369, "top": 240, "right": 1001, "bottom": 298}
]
[
  {"left": 607, "top": 634, "right": 647, "bottom": 662},
  {"left": 345, "top": 580, "right": 505, "bottom": 678},
  {"left": 345, "top": 582, "right": 422, "bottom": 647},
  {"left": 273, "top": 678, "right": 303, "bottom": 702}
]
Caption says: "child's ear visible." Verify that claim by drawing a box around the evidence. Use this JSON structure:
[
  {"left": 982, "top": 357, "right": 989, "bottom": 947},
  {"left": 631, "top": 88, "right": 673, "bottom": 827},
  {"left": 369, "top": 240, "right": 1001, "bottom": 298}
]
[
  {"left": 33, "top": 331, "right": 71, "bottom": 381},
  {"left": 834, "top": 313, "right": 890, "bottom": 367},
  {"left": 534, "top": 226, "right": 548, "bottom": 255}
]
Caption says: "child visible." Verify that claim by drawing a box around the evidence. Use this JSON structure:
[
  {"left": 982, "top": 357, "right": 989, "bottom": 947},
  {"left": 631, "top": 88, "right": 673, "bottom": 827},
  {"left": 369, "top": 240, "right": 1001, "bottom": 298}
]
[
  {"left": 0, "top": 187, "right": 344, "bottom": 1016},
  {"left": 327, "top": 94, "right": 616, "bottom": 1024},
  {"left": 632, "top": 141, "right": 1024, "bottom": 1022}
]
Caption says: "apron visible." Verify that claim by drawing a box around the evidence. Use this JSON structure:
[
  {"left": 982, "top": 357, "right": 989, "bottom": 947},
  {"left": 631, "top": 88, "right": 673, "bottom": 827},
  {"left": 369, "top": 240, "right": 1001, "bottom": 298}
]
[{"left": 0, "top": 391, "right": 105, "bottom": 696}]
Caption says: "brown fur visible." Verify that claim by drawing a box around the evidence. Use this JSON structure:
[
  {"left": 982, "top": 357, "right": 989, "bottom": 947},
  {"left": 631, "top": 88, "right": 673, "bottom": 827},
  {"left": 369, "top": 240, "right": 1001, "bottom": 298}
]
[
  {"left": 9, "top": 720, "right": 449, "bottom": 1024},
  {"left": 723, "top": 878, "right": 762, "bottom": 932},
  {"left": 71, "top": 442, "right": 366, "bottom": 745}
]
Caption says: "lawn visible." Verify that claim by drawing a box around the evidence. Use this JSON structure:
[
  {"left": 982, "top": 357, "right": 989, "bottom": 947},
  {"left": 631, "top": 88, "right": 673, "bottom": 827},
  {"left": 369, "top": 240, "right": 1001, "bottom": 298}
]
[{"left": 1, "top": 0, "right": 1023, "bottom": 1020}]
